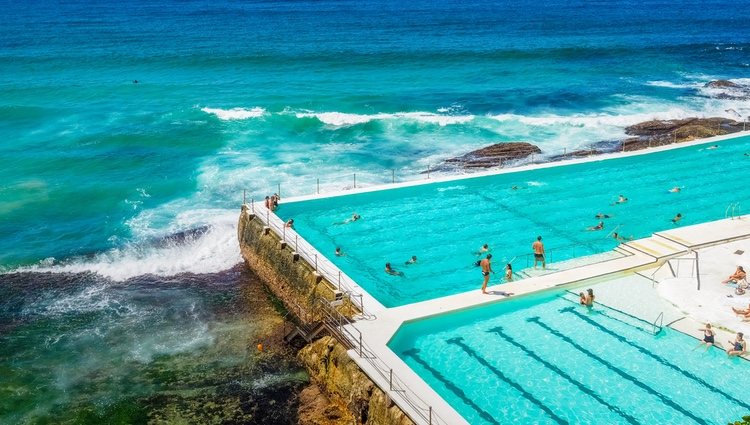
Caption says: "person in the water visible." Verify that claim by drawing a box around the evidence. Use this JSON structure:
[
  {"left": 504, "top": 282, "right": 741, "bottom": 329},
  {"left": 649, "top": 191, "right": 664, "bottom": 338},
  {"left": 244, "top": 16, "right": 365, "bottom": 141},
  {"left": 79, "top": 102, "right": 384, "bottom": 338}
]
[
  {"left": 504, "top": 263, "right": 513, "bottom": 282},
  {"left": 587, "top": 221, "right": 604, "bottom": 231},
  {"left": 672, "top": 213, "right": 682, "bottom": 224},
  {"left": 335, "top": 247, "right": 344, "bottom": 257},
  {"left": 595, "top": 212, "right": 610, "bottom": 219},
  {"left": 405, "top": 255, "right": 417, "bottom": 265},
  {"left": 385, "top": 262, "right": 404, "bottom": 277},
  {"left": 614, "top": 194, "right": 628, "bottom": 204}
]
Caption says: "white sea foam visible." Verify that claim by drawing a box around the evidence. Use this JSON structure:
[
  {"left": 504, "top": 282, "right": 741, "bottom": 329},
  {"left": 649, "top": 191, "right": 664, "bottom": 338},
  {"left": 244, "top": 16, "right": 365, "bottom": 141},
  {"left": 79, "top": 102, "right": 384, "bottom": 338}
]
[
  {"left": 295, "top": 111, "right": 474, "bottom": 127},
  {"left": 201, "top": 107, "right": 266, "bottom": 120},
  {"left": 22, "top": 209, "right": 242, "bottom": 281},
  {"left": 645, "top": 80, "right": 694, "bottom": 89}
]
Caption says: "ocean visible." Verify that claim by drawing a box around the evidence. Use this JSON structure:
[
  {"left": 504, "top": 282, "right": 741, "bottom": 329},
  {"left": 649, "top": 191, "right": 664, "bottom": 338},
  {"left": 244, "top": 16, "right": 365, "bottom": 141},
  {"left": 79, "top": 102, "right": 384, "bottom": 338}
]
[{"left": 1, "top": 0, "right": 749, "bottom": 422}]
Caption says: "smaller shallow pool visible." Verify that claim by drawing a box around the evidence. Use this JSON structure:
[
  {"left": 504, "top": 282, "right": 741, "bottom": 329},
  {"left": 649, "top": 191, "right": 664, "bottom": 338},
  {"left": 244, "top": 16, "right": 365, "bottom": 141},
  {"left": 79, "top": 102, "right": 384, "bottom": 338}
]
[{"left": 389, "top": 290, "right": 750, "bottom": 424}]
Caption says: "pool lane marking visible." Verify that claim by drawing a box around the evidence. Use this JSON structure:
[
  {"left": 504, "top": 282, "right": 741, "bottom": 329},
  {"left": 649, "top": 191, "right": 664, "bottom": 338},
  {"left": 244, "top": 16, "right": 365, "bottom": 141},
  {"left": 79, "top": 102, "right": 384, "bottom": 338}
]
[
  {"left": 401, "top": 348, "right": 500, "bottom": 425},
  {"left": 527, "top": 317, "right": 709, "bottom": 425},
  {"left": 487, "top": 326, "right": 641, "bottom": 425},
  {"left": 558, "top": 294, "right": 653, "bottom": 334},
  {"left": 445, "top": 337, "right": 568, "bottom": 425},
  {"left": 561, "top": 307, "right": 750, "bottom": 411}
]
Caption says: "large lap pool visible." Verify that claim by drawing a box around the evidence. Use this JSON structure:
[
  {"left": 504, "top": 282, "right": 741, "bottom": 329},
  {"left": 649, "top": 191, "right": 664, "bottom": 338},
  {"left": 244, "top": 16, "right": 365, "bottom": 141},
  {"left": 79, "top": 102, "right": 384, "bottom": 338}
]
[
  {"left": 389, "top": 290, "right": 750, "bottom": 424},
  {"left": 279, "top": 135, "right": 750, "bottom": 307}
]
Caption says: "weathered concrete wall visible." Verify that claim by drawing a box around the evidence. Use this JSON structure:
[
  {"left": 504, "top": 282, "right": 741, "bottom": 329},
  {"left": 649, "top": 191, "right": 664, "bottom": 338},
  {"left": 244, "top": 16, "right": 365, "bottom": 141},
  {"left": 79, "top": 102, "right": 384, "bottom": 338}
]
[
  {"left": 298, "top": 336, "right": 414, "bottom": 425},
  {"left": 238, "top": 206, "right": 412, "bottom": 425},
  {"left": 238, "top": 206, "right": 338, "bottom": 321}
]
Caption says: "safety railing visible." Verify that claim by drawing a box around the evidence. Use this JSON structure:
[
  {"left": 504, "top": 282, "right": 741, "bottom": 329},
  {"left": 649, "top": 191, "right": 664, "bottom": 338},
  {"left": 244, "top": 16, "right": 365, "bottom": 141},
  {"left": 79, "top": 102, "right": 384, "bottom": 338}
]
[
  {"left": 314, "top": 296, "right": 451, "bottom": 425},
  {"left": 258, "top": 144, "right": 629, "bottom": 200},
  {"left": 649, "top": 251, "right": 701, "bottom": 290},
  {"left": 246, "top": 200, "right": 374, "bottom": 320}
]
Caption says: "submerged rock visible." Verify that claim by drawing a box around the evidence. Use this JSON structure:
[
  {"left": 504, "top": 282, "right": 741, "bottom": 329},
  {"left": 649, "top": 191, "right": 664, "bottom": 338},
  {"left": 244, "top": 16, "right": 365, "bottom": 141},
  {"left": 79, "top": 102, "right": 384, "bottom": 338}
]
[{"left": 438, "top": 142, "right": 542, "bottom": 171}]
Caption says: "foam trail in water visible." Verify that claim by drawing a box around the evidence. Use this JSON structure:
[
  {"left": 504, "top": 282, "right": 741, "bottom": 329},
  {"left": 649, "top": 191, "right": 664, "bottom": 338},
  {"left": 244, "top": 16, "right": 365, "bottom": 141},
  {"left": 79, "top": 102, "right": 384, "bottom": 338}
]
[
  {"left": 201, "top": 107, "right": 266, "bottom": 120},
  {"left": 294, "top": 111, "right": 475, "bottom": 127}
]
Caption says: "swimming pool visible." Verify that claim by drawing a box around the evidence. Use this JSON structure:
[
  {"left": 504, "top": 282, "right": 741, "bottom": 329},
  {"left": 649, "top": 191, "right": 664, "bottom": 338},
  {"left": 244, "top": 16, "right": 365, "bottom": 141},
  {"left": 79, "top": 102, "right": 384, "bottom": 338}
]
[
  {"left": 279, "top": 135, "right": 750, "bottom": 307},
  {"left": 389, "top": 290, "right": 750, "bottom": 424}
]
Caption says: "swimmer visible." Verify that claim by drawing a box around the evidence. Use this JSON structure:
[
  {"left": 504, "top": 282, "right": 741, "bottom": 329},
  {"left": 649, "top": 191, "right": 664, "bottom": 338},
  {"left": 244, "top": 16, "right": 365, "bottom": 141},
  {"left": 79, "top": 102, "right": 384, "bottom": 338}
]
[
  {"left": 384, "top": 262, "right": 404, "bottom": 277},
  {"left": 335, "top": 213, "right": 361, "bottom": 225},
  {"left": 587, "top": 221, "right": 604, "bottom": 231},
  {"left": 405, "top": 255, "right": 417, "bottom": 265},
  {"left": 707, "top": 145, "right": 719, "bottom": 150},
  {"left": 504, "top": 263, "right": 513, "bottom": 282},
  {"left": 475, "top": 244, "right": 490, "bottom": 256},
  {"left": 669, "top": 186, "right": 681, "bottom": 193},
  {"left": 613, "top": 194, "right": 628, "bottom": 205},
  {"left": 612, "top": 232, "right": 632, "bottom": 242},
  {"left": 595, "top": 212, "right": 611, "bottom": 219},
  {"left": 579, "top": 292, "right": 586, "bottom": 305},
  {"left": 671, "top": 213, "right": 682, "bottom": 224},
  {"left": 285, "top": 219, "right": 294, "bottom": 228},
  {"left": 480, "top": 254, "right": 494, "bottom": 294},
  {"left": 335, "top": 247, "right": 344, "bottom": 257},
  {"left": 584, "top": 288, "right": 595, "bottom": 308}
]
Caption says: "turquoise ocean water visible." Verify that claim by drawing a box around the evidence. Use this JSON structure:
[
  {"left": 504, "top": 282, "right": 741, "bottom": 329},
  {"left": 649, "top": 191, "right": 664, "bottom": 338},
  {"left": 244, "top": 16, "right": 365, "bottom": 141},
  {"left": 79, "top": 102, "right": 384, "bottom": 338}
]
[{"left": 1, "top": 0, "right": 750, "bottom": 422}]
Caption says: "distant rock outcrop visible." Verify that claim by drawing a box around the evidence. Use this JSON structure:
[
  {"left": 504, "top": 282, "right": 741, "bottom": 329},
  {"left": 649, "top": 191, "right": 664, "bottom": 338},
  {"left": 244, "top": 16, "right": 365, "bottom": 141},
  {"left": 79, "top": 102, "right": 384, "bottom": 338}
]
[
  {"left": 703, "top": 80, "right": 750, "bottom": 100},
  {"left": 621, "top": 117, "right": 744, "bottom": 149},
  {"left": 705, "top": 80, "right": 741, "bottom": 89},
  {"left": 438, "top": 142, "right": 542, "bottom": 171}
]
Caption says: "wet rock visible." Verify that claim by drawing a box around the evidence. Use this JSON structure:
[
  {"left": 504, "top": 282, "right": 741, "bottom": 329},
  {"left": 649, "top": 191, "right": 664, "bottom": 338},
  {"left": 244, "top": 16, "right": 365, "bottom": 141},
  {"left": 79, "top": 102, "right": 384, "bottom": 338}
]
[
  {"left": 705, "top": 80, "right": 741, "bottom": 89},
  {"left": 624, "top": 117, "right": 744, "bottom": 147},
  {"left": 438, "top": 142, "right": 542, "bottom": 171}
]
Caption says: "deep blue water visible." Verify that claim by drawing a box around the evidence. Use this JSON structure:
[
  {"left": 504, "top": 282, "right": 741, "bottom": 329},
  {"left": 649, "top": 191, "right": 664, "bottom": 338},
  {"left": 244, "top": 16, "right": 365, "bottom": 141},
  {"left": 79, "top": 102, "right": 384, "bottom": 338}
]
[{"left": 1, "top": 0, "right": 749, "bottom": 422}]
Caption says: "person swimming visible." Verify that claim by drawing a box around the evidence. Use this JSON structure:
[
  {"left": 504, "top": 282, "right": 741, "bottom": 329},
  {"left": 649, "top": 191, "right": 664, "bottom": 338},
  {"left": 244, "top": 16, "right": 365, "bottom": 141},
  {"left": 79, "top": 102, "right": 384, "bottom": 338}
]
[
  {"left": 672, "top": 213, "right": 682, "bottom": 224},
  {"left": 405, "top": 255, "right": 417, "bottom": 265},
  {"left": 614, "top": 194, "right": 628, "bottom": 204},
  {"left": 587, "top": 221, "right": 604, "bottom": 231},
  {"left": 579, "top": 292, "right": 586, "bottom": 305},
  {"left": 475, "top": 244, "right": 490, "bottom": 256},
  {"left": 285, "top": 219, "right": 294, "bottom": 228},
  {"left": 337, "top": 213, "right": 361, "bottom": 225},
  {"left": 595, "top": 212, "right": 611, "bottom": 219},
  {"left": 706, "top": 145, "right": 719, "bottom": 150},
  {"left": 612, "top": 232, "right": 632, "bottom": 242},
  {"left": 335, "top": 247, "right": 344, "bottom": 257},
  {"left": 669, "top": 186, "right": 681, "bottom": 193},
  {"left": 385, "top": 262, "right": 404, "bottom": 277}
]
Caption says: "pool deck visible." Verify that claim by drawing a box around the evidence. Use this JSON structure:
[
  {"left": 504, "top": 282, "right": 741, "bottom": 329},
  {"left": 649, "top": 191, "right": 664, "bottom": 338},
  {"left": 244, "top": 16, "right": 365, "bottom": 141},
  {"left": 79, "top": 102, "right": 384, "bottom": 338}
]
[{"left": 267, "top": 131, "right": 750, "bottom": 425}]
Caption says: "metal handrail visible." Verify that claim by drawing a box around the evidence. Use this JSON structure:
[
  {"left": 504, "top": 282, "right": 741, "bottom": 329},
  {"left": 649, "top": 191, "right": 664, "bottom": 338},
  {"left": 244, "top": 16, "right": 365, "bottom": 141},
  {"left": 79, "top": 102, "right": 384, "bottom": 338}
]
[
  {"left": 312, "top": 296, "right": 450, "bottom": 425},
  {"left": 652, "top": 312, "right": 664, "bottom": 335},
  {"left": 649, "top": 252, "right": 700, "bottom": 289},
  {"left": 247, "top": 201, "right": 375, "bottom": 320}
]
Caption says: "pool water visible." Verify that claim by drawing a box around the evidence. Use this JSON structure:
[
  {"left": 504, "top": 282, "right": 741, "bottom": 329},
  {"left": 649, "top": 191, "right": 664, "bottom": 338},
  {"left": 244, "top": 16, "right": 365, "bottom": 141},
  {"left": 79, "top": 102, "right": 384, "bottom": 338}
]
[
  {"left": 279, "top": 136, "right": 750, "bottom": 307},
  {"left": 389, "top": 291, "right": 750, "bottom": 424}
]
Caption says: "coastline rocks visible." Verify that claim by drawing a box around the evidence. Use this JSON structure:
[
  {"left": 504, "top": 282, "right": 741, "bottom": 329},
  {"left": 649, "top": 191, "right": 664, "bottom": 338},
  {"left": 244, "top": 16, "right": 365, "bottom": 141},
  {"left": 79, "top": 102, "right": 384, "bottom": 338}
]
[
  {"left": 703, "top": 80, "right": 750, "bottom": 100},
  {"left": 623, "top": 117, "right": 744, "bottom": 148},
  {"left": 438, "top": 142, "right": 542, "bottom": 171}
]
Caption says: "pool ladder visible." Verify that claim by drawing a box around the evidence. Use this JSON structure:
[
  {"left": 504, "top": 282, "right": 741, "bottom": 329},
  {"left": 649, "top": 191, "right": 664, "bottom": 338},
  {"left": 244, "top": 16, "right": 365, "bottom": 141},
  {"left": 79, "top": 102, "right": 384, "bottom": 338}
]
[
  {"left": 652, "top": 312, "right": 664, "bottom": 335},
  {"left": 726, "top": 202, "right": 742, "bottom": 220}
]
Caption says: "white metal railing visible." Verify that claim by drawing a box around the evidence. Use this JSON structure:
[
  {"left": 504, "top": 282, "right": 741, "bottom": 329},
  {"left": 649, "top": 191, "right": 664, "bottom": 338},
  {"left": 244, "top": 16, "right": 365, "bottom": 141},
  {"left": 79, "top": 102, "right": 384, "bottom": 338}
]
[
  {"left": 650, "top": 251, "right": 701, "bottom": 290},
  {"left": 243, "top": 207, "right": 451, "bottom": 425},
  {"left": 246, "top": 200, "right": 374, "bottom": 320}
]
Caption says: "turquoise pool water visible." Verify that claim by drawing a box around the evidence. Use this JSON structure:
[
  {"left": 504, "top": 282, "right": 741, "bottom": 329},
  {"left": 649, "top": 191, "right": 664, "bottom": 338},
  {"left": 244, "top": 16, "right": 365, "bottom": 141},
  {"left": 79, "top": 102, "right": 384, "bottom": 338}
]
[
  {"left": 279, "top": 135, "right": 750, "bottom": 307},
  {"left": 389, "top": 291, "right": 750, "bottom": 424}
]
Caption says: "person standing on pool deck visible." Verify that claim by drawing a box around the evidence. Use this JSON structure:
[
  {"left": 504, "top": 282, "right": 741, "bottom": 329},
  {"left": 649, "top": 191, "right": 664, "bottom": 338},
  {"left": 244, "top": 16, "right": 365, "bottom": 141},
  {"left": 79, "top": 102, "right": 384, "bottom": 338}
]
[
  {"left": 532, "top": 236, "right": 545, "bottom": 269},
  {"left": 480, "top": 254, "right": 494, "bottom": 294}
]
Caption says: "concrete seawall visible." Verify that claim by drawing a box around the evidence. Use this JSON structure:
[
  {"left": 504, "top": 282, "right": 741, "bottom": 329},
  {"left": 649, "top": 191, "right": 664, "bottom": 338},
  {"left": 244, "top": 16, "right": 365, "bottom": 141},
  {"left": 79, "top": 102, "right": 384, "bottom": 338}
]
[{"left": 237, "top": 205, "right": 414, "bottom": 425}]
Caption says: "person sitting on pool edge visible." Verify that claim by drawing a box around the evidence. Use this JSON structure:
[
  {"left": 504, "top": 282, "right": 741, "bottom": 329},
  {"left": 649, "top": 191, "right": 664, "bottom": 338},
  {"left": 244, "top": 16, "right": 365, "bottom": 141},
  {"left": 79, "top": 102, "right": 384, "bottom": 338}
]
[
  {"left": 587, "top": 221, "right": 604, "bottom": 231},
  {"left": 694, "top": 323, "right": 715, "bottom": 351},
  {"left": 385, "top": 262, "right": 404, "bottom": 277},
  {"left": 722, "top": 266, "right": 746, "bottom": 284},
  {"left": 727, "top": 332, "right": 746, "bottom": 357},
  {"left": 405, "top": 255, "right": 417, "bottom": 265}
]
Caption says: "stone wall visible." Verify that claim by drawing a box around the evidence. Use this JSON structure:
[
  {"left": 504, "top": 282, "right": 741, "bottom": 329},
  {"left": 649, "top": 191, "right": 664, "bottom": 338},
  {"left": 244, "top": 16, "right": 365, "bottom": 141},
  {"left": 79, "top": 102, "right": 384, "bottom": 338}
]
[
  {"left": 238, "top": 206, "right": 414, "bottom": 425},
  {"left": 298, "top": 336, "right": 414, "bottom": 425}
]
